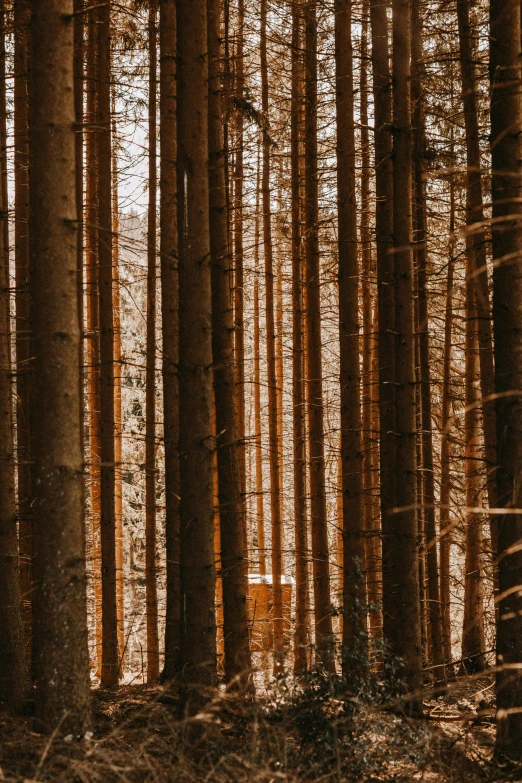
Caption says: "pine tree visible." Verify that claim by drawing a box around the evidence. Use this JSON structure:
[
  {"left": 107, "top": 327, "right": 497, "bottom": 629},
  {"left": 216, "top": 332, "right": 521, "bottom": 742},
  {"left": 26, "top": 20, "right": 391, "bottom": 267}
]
[
  {"left": 334, "top": 0, "right": 365, "bottom": 665},
  {"left": 0, "top": 0, "right": 27, "bottom": 706},
  {"left": 260, "top": 0, "right": 284, "bottom": 673},
  {"left": 97, "top": 0, "right": 118, "bottom": 687},
  {"left": 303, "top": 0, "right": 334, "bottom": 671},
  {"left": 177, "top": 0, "right": 217, "bottom": 710},
  {"left": 388, "top": 0, "right": 422, "bottom": 694},
  {"left": 29, "top": 0, "right": 91, "bottom": 732},
  {"left": 159, "top": 0, "right": 181, "bottom": 682},
  {"left": 208, "top": 0, "right": 252, "bottom": 691},
  {"left": 14, "top": 0, "right": 33, "bottom": 670},
  {"left": 145, "top": 0, "right": 159, "bottom": 683},
  {"left": 490, "top": 0, "right": 522, "bottom": 759},
  {"left": 291, "top": 0, "right": 309, "bottom": 674}
]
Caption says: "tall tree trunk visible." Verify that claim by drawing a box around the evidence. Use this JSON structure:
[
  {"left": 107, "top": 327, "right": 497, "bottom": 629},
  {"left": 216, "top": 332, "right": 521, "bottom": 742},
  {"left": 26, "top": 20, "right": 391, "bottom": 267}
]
[
  {"left": 457, "top": 0, "right": 498, "bottom": 585},
  {"left": 74, "top": 0, "right": 84, "bottom": 441},
  {"left": 30, "top": 0, "right": 91, "bottom": 732},
  {"left": 208, "top": 0, "right": 252, "bottom": 692},
  {"left": 14, "top": 0, "right": 33, "bottom": 671},
  {"left": 334, "top": 0, "right": 365, "bottom": 668},
  {"left": 234, "top": 0, "right": 246, "bottom": 538},
  {"left": 369, "top": 0, "right": 394, "bottom": 564},
  {"left": 159, "top": 0, "right": 180, "bottom": 682},
  {"left": 177, "top": 0, "right": 217, "bottom": 710},
  {"left": 411, "top": 0, "right": 445, "bottom": 685},
  {"left": 369, "top": 0, "right": 398, "bottom": 673},
  {"left": 303, "top": 0, "right": 334, "bottom": 672},
  {"left": 253, "top": 146, "right": 266, "bottom": 576},
  {"left": 111, "top": 105, "right": 124, "bottom": 667},
  {"left": 253, "top": 273, "right": 266, "bottom": 575},
  {"left": 291, "top": 0, "right": 308, "bottom": 674},
  {"left": 260, "top": 0, "right": 284, "bottom": 673},
  {"left": 360, "top": 3, "right": 382, "bottom": 645},
  {"left": 389, "top": 0, "right": 422, "bottom": 693},
  {"left": 85, "top": 7, "right": 102, "bottom": 674},
  {"left": 97, "top": 0, "right": 118, "bottom": 687},
  {"left": 490, "top": 0, "right": 522, "bottom": 758},
  {"left": 0, "top": 0, "right": 27, "bottom": 707},
  {"left": 461, "top": 279, "right": 486, "bottom": 673},
  {"left": 145, "top": 0, "right": 159, "bottom": 684},
  {"left": 440, "top": 179, "right": 455, "bottom": 671}
]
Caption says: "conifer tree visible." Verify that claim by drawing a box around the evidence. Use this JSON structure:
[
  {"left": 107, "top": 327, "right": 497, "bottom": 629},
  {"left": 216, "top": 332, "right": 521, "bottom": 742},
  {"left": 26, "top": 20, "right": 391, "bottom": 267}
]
[{"left": 30, "top": 0, "right": 91, "bottom": 732}]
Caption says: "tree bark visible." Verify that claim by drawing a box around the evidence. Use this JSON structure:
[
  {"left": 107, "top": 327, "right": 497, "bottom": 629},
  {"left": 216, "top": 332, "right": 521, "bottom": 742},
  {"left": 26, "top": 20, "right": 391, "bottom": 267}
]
[
  {"left": 389, "top": 0, "right": 422, "bottom": 693},
  {"left": 360, "top": 3, "right": 382, "bottom": 645},
  {"left": 369, "top": 0, "right": 395, "bottom": 559},
  {"left": 233, "top": 0, "right": 246, "bottom": 537},
  {"left": 461, "top": 278, "right": 486, "bottom": 673},
  {"left": 85, "top": 7, "right": 102, "bottom": 674},
  {"left": 253, "top": 149, "right": 266, "bottom": 576},
  {"left": 440, "top": 179, "right": 455, "bottom": 672},
  {"left": 490, "top": 0, "right": 522, "bottom": 757},
  {"left": 303, "top": 0, "right": 334, "bottom": 672},
  {"left": 177, "top": 0, "right": 217, "bottom": 710},
  {"left": 14, "top": 0, "right": 33, "bottom": 672},
  {"left": 145, "top": 0, "right": 159, "bottom": 684},
  {"left": 334, "top": 0, "right": 366, "bottom": 668},
  {"left": 111, "top": 105, "right": 124, "bottom": 668},
  {"left": 159, "top": 0, "right": 180, "bottom": 682},
  {"left": 411, "top": 0, "right": 445, "bottom": 685},
  {"left": 97, "top": 0, "right": 118, "bottom": 687},
  {"left": 457, "top": 0, "right": 498, "bottom": 584},
  {"left": 0, "top": 0, "right": 27, "bottom": 707},
  {"left": 260, "top": 0, "right": 284, "bottom": 674},
  {"left": 208, "top": 0, "right": 252, "bottom": 692},
  {"left": 30, "top": 0, "right": 91, "bottom": 732},
  {"left": 253, "top": 274, "right": 266, "bottom": 573},
  {"left": 291, "top": 0, "right": 309, "bottom": 674}
]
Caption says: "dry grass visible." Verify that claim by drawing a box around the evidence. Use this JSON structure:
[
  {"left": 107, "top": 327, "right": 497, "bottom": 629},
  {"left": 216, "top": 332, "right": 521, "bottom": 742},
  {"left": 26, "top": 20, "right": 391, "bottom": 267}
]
[{"left": 0, "top": 673, "right": 510, "bottom": 783}]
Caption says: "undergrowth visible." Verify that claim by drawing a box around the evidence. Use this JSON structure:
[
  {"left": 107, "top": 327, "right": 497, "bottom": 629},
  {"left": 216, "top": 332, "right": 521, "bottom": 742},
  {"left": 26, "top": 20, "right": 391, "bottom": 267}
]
[{"left": 0, "top": 639, "right": 506, "bottom": 783}]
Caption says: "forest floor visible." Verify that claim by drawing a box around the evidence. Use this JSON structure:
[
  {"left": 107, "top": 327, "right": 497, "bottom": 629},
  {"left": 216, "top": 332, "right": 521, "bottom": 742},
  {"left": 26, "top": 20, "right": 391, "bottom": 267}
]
[{"left": 0, "top": 672, "right": 514, "bottom": 783}]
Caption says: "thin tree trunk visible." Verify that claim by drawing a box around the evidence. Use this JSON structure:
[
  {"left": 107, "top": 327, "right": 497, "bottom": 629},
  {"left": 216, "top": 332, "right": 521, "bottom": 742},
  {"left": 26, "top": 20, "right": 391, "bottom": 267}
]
[
  {"left": 85, "top": 7, "right": 102, "bottom": 674},
  {"left": 457, "top": 0, "right": 498, "bottom": 584},
  {"left": 360, "top": 3, "right": 382, "bottom": 645},
  {"left": 111, "top": 104, "right": 124, "bottom": 668},
  {"left": 14, "top": 0, "right": 33, "bottom": 671},
  {"left": 30, "top": 0, "right": 91, "bottom": 732},
  {"left": 159, "top": 0, "right": 180, "bottom": 682},
  {"left": 260, "top": 0, "right": 284, "bottom": 674},
  {"left": 461, "top": 279, "right": 486, "bottom": 673},
  {"left": 0, "top": 0, "right": 27, "bottom": 706},
  {"left": 303, "top": 0, "right": 334, "bottom": 672},
  {"left": 411, "top": 0, "right": 445, "bottom": 685},
  {"left": 234, "top": 0, "right": 246, "bottom": 538},
  {"left": 253, "top": 270, "right": 266, "bottom": 576},
  {"left": 208, "top": 0, "right": 252, "bottom": 692},
  {"left": 334, "top": 0, "right": 365, "bottom": 668},
  {"left": 390, "top": 0, "right": 422, "bottom": 693},
  {"left": 213, "top": 432, "right": 225, "bottom": 672},
  {"left": 253, "top": 144, "right": 266, "bottom": 576},
  {"left": 97, "top": 0, "right": 118, "bottom": 687},
  {"left": 291, "top": 0, "right": 308, "bottom": 674},
  {"left": 145, "top": 0, "right": 159, "bottom": 684},
  {"left": 74, "top": 0, "right": 84, "bottom": 444},
  {"left": 177, "top": 0, "right": 217, "bottom": 710},
  {"left": 369, "top": 0, "right": 395, "bottom": 564},
  {"left": 276, "top": 250, "right": 284, "bottom": 538},
  {"left": 440, "top": 178, "right": 455, "bottom": 671}
]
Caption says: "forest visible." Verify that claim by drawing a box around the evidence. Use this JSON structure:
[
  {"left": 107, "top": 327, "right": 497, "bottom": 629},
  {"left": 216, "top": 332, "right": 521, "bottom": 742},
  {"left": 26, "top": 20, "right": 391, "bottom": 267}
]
[{"left": 1, "top": 0, "right": 522, "bottom": 780}]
